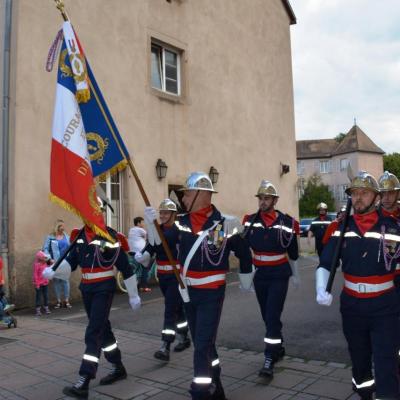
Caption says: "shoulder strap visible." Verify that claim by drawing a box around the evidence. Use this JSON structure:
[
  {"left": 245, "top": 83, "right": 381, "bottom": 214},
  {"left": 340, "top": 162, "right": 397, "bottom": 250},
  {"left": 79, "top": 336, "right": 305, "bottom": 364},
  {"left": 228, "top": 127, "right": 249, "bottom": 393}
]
[{"left": 182, "top": 220, "right": 221, "bottom": 278}]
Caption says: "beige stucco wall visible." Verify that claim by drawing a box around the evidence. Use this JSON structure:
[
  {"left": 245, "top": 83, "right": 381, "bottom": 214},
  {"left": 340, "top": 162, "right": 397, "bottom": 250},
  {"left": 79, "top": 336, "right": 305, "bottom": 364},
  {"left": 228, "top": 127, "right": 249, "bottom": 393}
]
[{"left": 8, "top": 0, "right": 297, "bottom": 305}]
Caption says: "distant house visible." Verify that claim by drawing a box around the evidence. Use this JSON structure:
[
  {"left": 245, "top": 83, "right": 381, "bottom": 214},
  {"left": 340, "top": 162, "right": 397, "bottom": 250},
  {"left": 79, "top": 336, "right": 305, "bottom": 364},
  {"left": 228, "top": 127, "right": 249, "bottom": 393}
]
[{"left": 296, "top": 125, "right": 384, "bottom": 210}]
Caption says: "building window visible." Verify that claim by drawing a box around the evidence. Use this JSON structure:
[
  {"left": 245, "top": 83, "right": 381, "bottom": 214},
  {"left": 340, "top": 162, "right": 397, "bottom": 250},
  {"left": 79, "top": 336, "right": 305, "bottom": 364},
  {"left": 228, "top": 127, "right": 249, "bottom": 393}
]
[
  {"left": 340, "top": 158, "right": 349, "bottom": 171},
  {"left": 297, "top": 161, "right": 305, "bottom": 176},
  {"left": 151, "top": 42, "right": 181, "bottom": 95},
  {"left": 99, "top": 172, "right": 122, "bottom": 231},
  {"left": 319, "top": 160, "right": 330, "bottom": 174},
  {"left": 339, "top": 184, "right": 348, "bottom": 201},
  {"left": 297, "top": 178, "right": 305, "bottom": 198}
]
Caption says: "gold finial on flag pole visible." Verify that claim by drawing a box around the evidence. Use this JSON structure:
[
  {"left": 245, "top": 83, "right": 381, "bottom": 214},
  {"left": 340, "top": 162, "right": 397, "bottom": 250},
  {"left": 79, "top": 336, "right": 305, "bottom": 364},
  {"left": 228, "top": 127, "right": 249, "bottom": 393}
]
[{"left": 54, "top": 0, "right": 69, "bottom": 21}]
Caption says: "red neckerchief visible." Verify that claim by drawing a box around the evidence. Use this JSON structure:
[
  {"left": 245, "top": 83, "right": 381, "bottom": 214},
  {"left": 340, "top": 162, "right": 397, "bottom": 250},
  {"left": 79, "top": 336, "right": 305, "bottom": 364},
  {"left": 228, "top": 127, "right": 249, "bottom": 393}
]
[
  {"left": 190, "top": 205, "right": 213, "bottom": 234},
  {"left": 353, "top": 210, "right": 379, "bottom": 236},
  {"left": 84, "top": 225, "right": 97, "bottom": 242},
  {"left": 382, "top": 207, "right": 400, "bottom": 219},
  {"left": 260, "top": 210, "right": 277, "bottom": 227},
  {"left": 319, "top": 214, "right": 326, "bottom": 221}
]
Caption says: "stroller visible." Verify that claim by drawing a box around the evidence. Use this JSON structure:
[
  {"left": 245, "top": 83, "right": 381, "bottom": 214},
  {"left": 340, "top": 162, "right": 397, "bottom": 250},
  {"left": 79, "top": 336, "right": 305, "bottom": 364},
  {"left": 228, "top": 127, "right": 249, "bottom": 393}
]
[{"left": 0, "top": 288, "right": 17, "bottom": 328}]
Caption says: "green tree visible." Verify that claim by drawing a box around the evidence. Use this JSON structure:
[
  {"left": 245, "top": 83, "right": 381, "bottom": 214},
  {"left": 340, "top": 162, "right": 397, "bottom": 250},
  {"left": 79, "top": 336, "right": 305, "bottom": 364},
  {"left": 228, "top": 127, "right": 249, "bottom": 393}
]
[
  {"left": 299, "top": 174, "right": 335, "bottom": 217},
  {"left": 383, "top": 153, "right": 400, "bottom": 177},
  {"left": 334, "top": 133, "right": 346, "bottom": 143}
]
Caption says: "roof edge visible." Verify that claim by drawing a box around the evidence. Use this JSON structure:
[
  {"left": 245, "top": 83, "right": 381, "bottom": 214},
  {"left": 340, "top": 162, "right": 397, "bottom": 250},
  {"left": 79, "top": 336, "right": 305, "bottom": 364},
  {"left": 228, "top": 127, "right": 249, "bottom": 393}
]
[{"left": 282, "top": 0, "right": 297, "bottom": 25}]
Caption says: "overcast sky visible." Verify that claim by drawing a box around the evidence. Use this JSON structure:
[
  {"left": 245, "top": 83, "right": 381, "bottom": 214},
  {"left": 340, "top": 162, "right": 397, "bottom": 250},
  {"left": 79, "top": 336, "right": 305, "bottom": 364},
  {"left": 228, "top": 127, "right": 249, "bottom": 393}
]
[{"left": 290, "top": 0, "right": 400, "bottom": 154}]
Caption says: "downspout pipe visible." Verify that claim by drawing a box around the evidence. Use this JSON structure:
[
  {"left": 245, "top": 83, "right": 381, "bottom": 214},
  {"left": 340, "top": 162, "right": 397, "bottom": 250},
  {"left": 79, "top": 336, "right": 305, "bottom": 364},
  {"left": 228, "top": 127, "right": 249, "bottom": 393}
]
[{"left": 1, "top": 0, "right": 12, "bottom": 295}]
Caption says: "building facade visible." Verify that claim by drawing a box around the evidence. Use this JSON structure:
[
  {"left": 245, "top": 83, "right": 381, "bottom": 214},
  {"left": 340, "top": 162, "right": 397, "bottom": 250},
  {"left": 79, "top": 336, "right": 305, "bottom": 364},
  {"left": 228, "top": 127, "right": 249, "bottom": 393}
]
[
  {"left": 297, "top": 125, "right": 384, "bottom": 210},
  {"left": 1, "top": 0, "right": 298, "bottom": 305}
]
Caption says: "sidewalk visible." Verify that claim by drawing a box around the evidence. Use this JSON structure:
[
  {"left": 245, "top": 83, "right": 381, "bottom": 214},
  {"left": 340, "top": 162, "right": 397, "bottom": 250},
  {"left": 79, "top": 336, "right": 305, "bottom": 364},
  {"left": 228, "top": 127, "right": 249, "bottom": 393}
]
[{"left": 0, "top": 316, "right": 359, "bottom": 400}]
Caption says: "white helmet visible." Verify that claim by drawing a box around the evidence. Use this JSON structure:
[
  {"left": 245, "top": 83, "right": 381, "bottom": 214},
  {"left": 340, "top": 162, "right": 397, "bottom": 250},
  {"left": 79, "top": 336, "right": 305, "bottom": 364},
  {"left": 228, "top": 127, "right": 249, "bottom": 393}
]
[
  {"left": 255, "top": 180, "right": 279, "bottom": 197},
  {"left": 158, "top": 198, "right": 177, "bottom": 212},
  {"left": 179, "top": 172, "right": 217, "bottom": 193},
  {"left": 317, "top": 202, "right": 328, "bottom": 210}
]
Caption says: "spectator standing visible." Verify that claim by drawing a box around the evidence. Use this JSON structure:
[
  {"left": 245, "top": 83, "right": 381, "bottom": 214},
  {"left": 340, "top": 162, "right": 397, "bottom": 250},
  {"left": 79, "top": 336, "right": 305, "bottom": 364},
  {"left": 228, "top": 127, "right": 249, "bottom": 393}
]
[
  {"left": 43, "top": 219, "right": 71, "bottom": 308},
  {"left": 33, "top": 250, "right": 51, "bottom": 316}
]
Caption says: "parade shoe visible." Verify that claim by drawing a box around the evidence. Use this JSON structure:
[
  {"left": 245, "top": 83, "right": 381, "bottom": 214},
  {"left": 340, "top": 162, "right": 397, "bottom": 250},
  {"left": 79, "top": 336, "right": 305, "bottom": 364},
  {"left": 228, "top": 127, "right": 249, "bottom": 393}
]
[
  {"left": 63, "top": 375, "right": 90, "bottom": 399},
  {"left": 154, "top": 341, "right": 170, "bottom": 361},
  {"left": 275, "top": 346, "right": 285, "bottom": 361},
  {"left": 174, "top": 333, "right": 191, "bottom": 352},
  {"left": 99, "top": 363, "right": 127, "bottom": 385},
  {"left": 359, "top": 394, "right": 373, "bottom": 400},
  {"left": 259, "top": 357, "right": 274, "bottom": 378}
]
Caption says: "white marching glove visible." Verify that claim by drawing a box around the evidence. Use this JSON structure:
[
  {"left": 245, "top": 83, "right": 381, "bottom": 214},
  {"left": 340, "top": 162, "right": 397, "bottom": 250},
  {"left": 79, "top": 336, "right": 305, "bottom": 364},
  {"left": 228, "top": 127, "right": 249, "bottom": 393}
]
[
  {"left": 178, "top": 284, "right": 190, "bottom": 303},
  {"left": 124, "top": 275, "right": 141, "bottom": 310},
  {"left": 135, "top": 251, "right": 151, "bottom": 267},
  {"left": 316, "top": 287, "right": 333, "bottom": 306},
  {"left": 42, "top": 267, "right": 55, "bottom": 280},
  {"left": 289, "top": 259, "right": 301, "bottom": 290},
  {"left": 144, "top": 207, "right": 161, "bottom": 246},
  {"left": 315, "top": 267, "right": 333, "bottom": 306},
  {"left": 239, "top": 266, "right": 255, "bottom": 292},
  {"left": 129, "top": 295, "right": 141, "bottom": 310},
  {"left": 51, "top": 260, "right": 72, "bottom": 281}
]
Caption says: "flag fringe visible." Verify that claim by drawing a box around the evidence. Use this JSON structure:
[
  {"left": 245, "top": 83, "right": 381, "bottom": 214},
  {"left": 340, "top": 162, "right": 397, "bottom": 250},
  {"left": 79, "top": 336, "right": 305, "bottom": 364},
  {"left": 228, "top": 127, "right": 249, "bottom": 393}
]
[
  {"left": 49, "top": 193, "right": 115, "bottom": 243},
  {"left": 96, "top": 159, "right": 128, "bottom": 182}
]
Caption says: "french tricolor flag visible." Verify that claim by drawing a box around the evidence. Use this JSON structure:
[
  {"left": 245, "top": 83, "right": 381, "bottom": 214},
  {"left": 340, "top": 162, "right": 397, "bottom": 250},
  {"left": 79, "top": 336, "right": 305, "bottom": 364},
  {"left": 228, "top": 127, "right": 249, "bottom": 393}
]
[{"left": 50, "top": 22, "right": 110, "bottom": 240}]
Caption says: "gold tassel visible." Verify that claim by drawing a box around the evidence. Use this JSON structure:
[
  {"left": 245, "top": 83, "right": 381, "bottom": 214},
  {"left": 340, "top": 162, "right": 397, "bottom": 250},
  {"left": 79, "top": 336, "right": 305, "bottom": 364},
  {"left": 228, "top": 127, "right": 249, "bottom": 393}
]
[{"left": 97, "top": 160, "right": 128, "bottom": 182}]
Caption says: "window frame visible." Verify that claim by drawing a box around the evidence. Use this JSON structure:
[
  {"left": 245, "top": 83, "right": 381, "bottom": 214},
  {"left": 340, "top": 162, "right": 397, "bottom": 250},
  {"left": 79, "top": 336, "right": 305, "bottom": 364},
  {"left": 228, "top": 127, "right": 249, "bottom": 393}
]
[
  {"left": 340, "top": 158, "right": 349, "bottom": 172},
  {"left": 319, "top": 160, "right": 330, "bottom": 174},
  {"left": 150, "top": 40, "right": 182, "bottom": 97},
  {"left": 99, "top": 172, "right": 123, "bottom": 232}
]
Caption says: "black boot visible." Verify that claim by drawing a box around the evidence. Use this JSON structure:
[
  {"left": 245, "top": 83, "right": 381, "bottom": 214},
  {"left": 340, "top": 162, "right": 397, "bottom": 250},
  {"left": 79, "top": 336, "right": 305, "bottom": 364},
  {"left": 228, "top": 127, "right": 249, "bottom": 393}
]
[
  {"left": 63, "top": 375, "right": 90, "bottom": 399},
  {"left": 174, "top": 333, "right": 191, "bottom": 352},
  {"left": 259, "top": 357, "right": 274, "bottom": 378},
  {"left": 99, "top": 363, "right": 127, "bottom": 385},
  {"left": 154, "top": 341, "right": 170, "bottom": 361},
  {"left": 211, "top": 378, "right": 227, "bottom": 400},
  {"left": 276, "top": 346, "right": 285, "bottom": 361}
]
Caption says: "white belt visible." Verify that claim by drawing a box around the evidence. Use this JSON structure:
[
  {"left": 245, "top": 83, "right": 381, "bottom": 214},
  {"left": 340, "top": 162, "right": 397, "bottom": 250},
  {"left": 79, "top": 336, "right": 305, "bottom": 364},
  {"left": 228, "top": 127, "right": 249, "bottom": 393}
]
[
  {"left": 344, "top": 280, "right": 393, "bottom": 293},
  {"left": 82, "top": 271, "right": 115, "bottom": 280},
  {"left": 253, "top": 254, "right": 286, "bottom": 262},
  {"left": 157, "top": 264, "right": 180, "bottom": 271},
  {"left": 185, "top": 274, "right": 226, "bottom": 286}
]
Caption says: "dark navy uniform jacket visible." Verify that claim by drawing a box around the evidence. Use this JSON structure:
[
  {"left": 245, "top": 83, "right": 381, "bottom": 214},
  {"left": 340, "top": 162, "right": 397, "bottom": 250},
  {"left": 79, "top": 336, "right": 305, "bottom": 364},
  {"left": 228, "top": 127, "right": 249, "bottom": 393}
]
[
  {"left": 318, "top": 213, "right": 400, "bottom": 317},
  {"left": 310, "top": 216, "right": 332, "bottom": 243},
  {"left": 144, "top": 223, "right": 180, "bottom": 277},
  {"left": 175, "top": 206, "right": 252, "bottom": 289},
  {"left": 244, "top": 210, "right": 299, "bottom": 279},
  {"left": 67, "top": 227, "right": 133, "bottom": 293}
]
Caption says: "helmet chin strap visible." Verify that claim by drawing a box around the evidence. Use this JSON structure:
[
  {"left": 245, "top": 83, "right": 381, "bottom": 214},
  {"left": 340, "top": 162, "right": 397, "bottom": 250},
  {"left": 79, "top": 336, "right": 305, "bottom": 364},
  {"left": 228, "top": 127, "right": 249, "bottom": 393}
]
[{"left": 187, "top": 190, "right": 200, "bottom": 213}]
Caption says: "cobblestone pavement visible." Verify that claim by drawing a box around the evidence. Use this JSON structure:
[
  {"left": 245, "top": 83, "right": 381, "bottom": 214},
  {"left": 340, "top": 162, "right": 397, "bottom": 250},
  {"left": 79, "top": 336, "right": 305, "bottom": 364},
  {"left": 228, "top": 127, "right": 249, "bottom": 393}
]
[{"left": 0, "top": 316, "right": 360, "bottom": 400}]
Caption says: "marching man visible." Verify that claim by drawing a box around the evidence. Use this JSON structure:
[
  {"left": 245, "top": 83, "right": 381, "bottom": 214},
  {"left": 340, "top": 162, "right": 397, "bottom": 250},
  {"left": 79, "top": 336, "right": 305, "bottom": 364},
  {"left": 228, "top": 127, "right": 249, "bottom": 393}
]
[
  {"left": 308, "top": 202, "right": 332, "bottom": 259},
  {"left": 316, "top": 171, "right": 400, "bottom": 400},
  {"left": 145, "top": 172, "right": 253, "bottom": 400},
  {"left": 243, "top": 180, "right": 299, "bottom": 378},
  {"left": 135, "top": 199, "right": 191, "bottom": 362},
  {"left": 43, "top": 199, "right": 141, "bottom": 399}
]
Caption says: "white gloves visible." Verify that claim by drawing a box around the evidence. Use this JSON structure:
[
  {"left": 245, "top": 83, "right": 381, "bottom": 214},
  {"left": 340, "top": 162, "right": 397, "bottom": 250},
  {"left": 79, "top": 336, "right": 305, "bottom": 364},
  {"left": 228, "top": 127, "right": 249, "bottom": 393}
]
[
  {"left": 316, "top": 287, "right": 333, "bottom": 306},
  {"left": 129, "top": 295, "right": 141, "bottom": 310},
  {"left": 289, "top": 259, "right": 301, "bottom": 289},
  {"left": 124, "top": 275, "right": 141, "bottom": 310},
  {"left": 42, "top": 267, "right": 55, "bottom": 280},
  {"left": 178, "top": 284, "right": 190, "bottom": 303},
  {"left": 315, "top": 267, "right": 333, "bottom": 306},
  {"left": 43, "top": 260, "right": 71, "bottom": 281},
  {"left": 239, "top": 266, "right": 255, "bottom": 292},
  {"left": 144, "top": 207, "right": 161, "bottom": 246},
  {"left": 134, "top": 251, "right": 151, "bottom": 267}
]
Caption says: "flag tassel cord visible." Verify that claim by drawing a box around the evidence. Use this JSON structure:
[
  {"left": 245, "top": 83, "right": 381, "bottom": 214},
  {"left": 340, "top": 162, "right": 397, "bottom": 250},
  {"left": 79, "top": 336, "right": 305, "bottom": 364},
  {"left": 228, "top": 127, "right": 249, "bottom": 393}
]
[{"left": 53, "top": 0, "right": 185, "bottom": 289}]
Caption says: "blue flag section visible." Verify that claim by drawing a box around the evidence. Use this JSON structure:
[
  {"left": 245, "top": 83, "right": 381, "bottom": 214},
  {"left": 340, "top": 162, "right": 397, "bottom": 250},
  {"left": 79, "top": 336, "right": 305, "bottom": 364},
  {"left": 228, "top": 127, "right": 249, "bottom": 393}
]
[{"left": 79, "top": 61, "right": 129, "bottom": 178}]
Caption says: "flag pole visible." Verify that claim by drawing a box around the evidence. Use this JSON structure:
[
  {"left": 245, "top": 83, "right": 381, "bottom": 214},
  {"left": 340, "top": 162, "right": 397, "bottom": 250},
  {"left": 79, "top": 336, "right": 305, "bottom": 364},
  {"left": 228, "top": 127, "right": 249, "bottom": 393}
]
[{"left": 53, "top": 0, "right": 185, "bottom": 289}]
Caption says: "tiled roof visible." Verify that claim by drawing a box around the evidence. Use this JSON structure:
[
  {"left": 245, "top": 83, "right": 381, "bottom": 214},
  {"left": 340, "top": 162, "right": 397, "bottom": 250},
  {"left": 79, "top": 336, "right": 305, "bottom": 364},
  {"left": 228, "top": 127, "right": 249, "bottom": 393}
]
[{"left": 297, "top": 125, "right": 384, "bottom": 159}]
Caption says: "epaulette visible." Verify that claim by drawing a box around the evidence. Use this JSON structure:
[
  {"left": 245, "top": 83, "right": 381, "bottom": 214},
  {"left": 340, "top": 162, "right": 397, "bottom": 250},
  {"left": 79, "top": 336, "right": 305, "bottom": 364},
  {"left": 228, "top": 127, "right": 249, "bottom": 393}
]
[{"left": 117, "top": 232, "right": 130, "bottom": 252}]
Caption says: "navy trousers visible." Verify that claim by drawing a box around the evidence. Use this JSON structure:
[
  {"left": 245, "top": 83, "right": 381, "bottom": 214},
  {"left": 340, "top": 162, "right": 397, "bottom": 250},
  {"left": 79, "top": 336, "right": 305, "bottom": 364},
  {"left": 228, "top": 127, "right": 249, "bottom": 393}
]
[
  {"left": 159, "top": 275, "right": 188, "bottom": 342},
  {"left": 342, "top": 312, "right": 400, "bottom": 399},
  {"left": 79, "top": 289, "right": 121, "bottom": 378},
  {"left": 254, "top": 276, "right": 289, "bottom": 359},
  {"left": 184, "top": 286, "right": 225, "bottom": 399}
]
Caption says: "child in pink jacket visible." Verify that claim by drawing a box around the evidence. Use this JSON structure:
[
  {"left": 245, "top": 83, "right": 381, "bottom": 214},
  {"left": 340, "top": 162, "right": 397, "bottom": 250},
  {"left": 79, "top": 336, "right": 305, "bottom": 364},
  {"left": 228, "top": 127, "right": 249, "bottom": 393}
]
[{"left": 33, "top": 250, "right": 51, "bottom": 316}]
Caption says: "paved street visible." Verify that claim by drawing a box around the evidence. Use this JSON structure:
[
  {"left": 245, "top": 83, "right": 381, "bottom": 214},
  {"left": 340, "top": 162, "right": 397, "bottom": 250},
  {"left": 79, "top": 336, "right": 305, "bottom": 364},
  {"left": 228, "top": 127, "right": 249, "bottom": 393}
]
[{"left": 0, "top": 254, "right": 357, "bottom": 399}]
